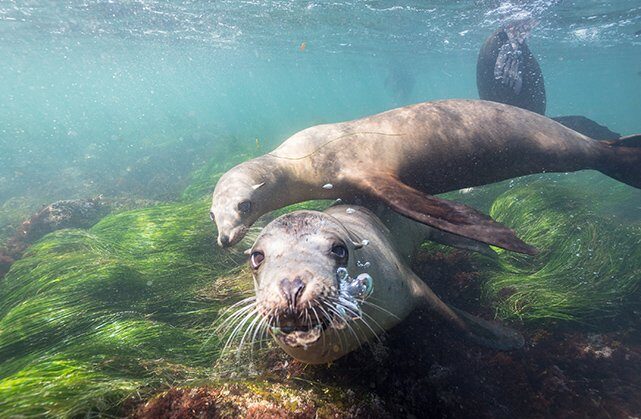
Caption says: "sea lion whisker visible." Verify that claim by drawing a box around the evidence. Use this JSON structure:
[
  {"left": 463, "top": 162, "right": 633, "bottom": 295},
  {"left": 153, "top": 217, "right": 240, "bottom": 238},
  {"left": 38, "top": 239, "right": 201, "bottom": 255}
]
[
  {"left": 317, "top": 302, "right": 346, "bottom": 353},
  {"left": 238, "top": 310, "right": 263, "bottom": 358},
  {"left": 309, "top": 305, "right": 326, "bottom": 348},
  {"left": 326, "top": 296, "right": 383, "bottom": 343},
  {"left": 213, "top": 308, "right": 257, "bottom": 345},
  {"left": 324, "top": 303, "right": 364, "bottom": 349},
  {"left": 222, "top": 307, "right": 259, "bottom": 359},
  {"left": 304, "top": 307, "right": 312, "bottom": 332},
  {"left": 214, "top": 297, "right": 257, "bottom": 327},
  {"left": 210, "top": 297, "right": 256, "bottom": 333},
  {"left": 327, "top": 293, "right": 387, "bottom": 335},
  {"left": 332, "top": 301, "right": 372, "bottom": 344},
  {"left": 214, "top": 302, "right": 258, "bottom": 336},
  {"left": 220, "top": 308, "right": 256, "bottom": 356},
  {"left": 259, "top": 309, "right": 275, "bottom": 351},
  {"left": 360, "top": 300, "right": 400, "bottom": 320},
  {"left": 248, "top": 312, "right": 272, "bottom": 358}
]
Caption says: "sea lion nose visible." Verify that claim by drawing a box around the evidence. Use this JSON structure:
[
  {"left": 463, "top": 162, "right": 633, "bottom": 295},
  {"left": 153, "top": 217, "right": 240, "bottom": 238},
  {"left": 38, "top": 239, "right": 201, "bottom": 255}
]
[
  {"left": 218, "top": 234, "right": 230, "bottom": 247},
  {"left": 280, "top": 277, "right": 305, "bottom": 310}
]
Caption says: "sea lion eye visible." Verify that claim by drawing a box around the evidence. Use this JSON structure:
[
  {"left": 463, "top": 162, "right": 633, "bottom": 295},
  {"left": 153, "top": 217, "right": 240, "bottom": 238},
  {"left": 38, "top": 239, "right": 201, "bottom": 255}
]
[
  {"left": 209, "top": 211, "right": 215, "bottom": 222},
  {"left": 250, "top": 251, "right": 264, "bottom": 269},
  {"left": 238, "top": 200, "right": 252, "bottom": 214},
  {"left": 331, "top": 244, "right": 348, "bottom": 260}
]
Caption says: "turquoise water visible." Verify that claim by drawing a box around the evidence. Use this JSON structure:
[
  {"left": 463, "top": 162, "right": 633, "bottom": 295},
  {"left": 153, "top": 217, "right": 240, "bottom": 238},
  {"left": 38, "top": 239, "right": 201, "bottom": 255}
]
[
  {"left": 2, "top": 1, "right": 640, "bottom": 207},
  {"left": 1, "top": 1, "right": 641, "bottom": 417}
]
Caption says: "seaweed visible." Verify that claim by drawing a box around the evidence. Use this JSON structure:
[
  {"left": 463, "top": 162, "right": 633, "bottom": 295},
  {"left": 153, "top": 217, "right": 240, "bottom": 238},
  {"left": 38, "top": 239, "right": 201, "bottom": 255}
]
[
  {"left": 481, "top": 182, "right": 641, "bottom": 323},
  {"left": 2, "top": 159, "right": 641, "bottom": 416},
  {"left": 0, "top": 198, "right": 253, "bottom": 417}
]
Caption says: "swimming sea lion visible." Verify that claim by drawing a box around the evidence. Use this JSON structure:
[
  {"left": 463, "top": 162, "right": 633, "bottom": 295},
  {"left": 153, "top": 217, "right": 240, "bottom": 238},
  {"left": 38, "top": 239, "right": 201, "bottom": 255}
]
[
  {"left": 477, "top": 21, "right": 621, "bottom": 140},
  {"left": 244, "top": 205, "right": 523, "bottom": 364},
  {"left": 210, "top": 99, "right": 641, "bottom": 253},
  {"left": 477, "top": 20, "right": 546, "bottom": 115}
]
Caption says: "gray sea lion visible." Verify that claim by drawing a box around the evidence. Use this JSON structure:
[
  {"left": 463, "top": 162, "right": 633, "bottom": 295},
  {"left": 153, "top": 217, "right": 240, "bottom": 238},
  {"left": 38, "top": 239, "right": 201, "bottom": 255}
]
[
  {"left": 477, "top": 20, "right": 546, "bottom": 115},
  {"left": 210, "top": 99, "right": 641, "bottom": 253},
  {"left": 244, "top": 205, "right": 522, "bottom": 364}
]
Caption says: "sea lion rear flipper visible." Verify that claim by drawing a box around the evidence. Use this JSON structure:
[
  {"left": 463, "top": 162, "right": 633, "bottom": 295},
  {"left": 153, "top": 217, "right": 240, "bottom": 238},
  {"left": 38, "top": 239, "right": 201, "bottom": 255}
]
[
  {"left": 494, "top": 19, "right": 538, "bottom": 94},
  {"left": 358, "top": 174, "right": 537, "bottom": 255},
  {"left": 413, "top": 280, "right": 523, "bottom": 350},
  {"left": 598, "top": 133, "right": 641, "bottom": 189},
  {"left": 449, "top": 306, "right": 524, "bottom": 350}
]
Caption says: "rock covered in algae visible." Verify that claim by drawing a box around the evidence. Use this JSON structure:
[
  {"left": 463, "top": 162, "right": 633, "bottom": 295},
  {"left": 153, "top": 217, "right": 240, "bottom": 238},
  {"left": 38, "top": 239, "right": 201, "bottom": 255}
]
[{"left": 480, "top": 181, "right": 641, "bottom": 322}]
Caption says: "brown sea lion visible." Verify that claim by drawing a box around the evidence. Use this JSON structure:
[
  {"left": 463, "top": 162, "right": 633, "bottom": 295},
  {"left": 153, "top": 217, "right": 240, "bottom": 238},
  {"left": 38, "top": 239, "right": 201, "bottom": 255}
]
[
  {"left": 210, "top": 99, "right": 641, "bottom": 253},
  {"left": 238, "top": 205, "right": 523, "bottom": 364}
]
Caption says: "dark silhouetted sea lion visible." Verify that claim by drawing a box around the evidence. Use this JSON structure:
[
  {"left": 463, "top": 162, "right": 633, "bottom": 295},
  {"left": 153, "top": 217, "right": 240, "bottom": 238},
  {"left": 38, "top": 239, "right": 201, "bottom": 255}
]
[
  {"left": 210, "top": 99, "right": 641, "bottom": 253},
  {"left": 477, "top": 20, "right": 546, "bottom": 115},
  {"left": 477, "top": 21, "right": 621, "bottom": 140},
  {"left": 243, "top": 205, "right": 522, "bottom": 364}
]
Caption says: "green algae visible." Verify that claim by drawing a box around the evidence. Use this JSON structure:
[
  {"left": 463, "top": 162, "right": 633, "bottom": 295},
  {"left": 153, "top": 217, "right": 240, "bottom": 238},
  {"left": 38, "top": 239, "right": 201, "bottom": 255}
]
[
  {"left": 0, "top": 198, "right": 254, "bottom": 417},
  {"left": 2, "top": 154, "right": 641, "bottom": 417},
  {"left": 480, "top": 182, "right": 641, "bottom": 323}
]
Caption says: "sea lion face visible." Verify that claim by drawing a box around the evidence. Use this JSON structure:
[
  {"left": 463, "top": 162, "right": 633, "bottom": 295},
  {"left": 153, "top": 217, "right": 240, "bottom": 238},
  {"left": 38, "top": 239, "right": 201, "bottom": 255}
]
[
  {"left": 250, "top": 211, "right": 372, "bottom": 363},
  {"left": 210, "top": 165, "right": 267, "bottom": 247}
]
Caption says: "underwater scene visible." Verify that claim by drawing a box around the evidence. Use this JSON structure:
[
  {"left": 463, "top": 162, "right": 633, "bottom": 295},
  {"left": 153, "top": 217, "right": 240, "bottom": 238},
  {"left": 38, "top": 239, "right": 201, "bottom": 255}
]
[{"left": 1, "top": 0, "right": 641, "bottom": 417}]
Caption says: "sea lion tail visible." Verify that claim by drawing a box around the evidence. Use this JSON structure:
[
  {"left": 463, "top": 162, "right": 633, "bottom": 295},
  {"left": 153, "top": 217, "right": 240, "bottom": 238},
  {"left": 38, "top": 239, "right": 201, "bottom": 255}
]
[{"left": 598, "top": 134, "right": 641, "bottom": 189}]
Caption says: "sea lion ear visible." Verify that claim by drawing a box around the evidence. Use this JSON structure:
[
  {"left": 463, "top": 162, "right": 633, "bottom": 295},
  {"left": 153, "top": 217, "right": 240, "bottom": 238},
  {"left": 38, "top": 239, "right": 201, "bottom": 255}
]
[
  {"left": 252, "top": 182, "right": 266, "bottom": 190},
  {"left": 358, "top": 174, "right": 538, "bottom": 255}
]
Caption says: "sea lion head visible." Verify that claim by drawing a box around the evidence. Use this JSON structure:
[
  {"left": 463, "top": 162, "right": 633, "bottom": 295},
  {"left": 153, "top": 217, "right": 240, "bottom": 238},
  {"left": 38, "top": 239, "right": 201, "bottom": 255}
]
[
  {"left": 210, "top": 161, "right": 273, "bottom": 247},
  {"left": 249, "top": 210, "right": 373, "bottom": 364}
]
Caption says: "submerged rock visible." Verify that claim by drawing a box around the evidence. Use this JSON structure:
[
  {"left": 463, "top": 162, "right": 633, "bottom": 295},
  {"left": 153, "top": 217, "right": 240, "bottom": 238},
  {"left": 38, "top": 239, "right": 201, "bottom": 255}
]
[{"left": 0, "top": 197, "right": 110, "bottom": 279}]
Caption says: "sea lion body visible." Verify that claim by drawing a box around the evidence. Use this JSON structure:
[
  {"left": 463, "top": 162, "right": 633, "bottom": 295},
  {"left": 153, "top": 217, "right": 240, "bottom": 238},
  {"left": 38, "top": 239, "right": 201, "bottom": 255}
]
[
  {"left": 248, "top": 205, "right": 521, "bottom": 364},
  {"left": 211, "top": 99, "right": 641, "bottom": 252}
]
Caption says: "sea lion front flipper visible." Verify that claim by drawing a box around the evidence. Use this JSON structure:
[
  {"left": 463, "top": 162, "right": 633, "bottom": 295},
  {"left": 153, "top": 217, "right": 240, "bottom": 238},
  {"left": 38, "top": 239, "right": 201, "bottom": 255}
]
[
  {"left": 427, "top": 229, "right": 497, "bottom": 257},
  {"left": 412, "top": 278, "right": 523, "bottom": 350},
  {"left": 358, "top": 174, "right": 538, "bottom": 255}
]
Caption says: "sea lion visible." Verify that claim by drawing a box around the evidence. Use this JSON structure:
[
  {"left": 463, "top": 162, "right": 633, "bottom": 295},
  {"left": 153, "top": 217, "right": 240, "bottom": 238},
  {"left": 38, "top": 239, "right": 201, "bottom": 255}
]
[
  {"left": 210, "top": 99, "right": 641, "bottom": 253},
  {"left": 477, "top": 21, "right": 621, "bottom": 140},
  {"left": 476, "top": 20, "right": 546, "bottom": 115},
  {"left": 240, "top": 205, "right": 523, "bottom": 364}
]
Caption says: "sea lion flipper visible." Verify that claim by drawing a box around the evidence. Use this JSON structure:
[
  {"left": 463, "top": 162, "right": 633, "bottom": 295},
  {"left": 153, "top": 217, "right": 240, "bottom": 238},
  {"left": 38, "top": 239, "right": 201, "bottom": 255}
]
[
  {"left": 494, "top": 19, "right": 538, "bottom": 94},
  {"left": 359, "top": 174, "right": 538, "bottom": 255},
  {"left": 427, "top": 229, "right": 497, "bottom": 257},
  {"left": 413, "top": 278, "right": 523, "bottom": 350},
  {"left": 449, "top": 306, "right": 524, "bottom": 350}
]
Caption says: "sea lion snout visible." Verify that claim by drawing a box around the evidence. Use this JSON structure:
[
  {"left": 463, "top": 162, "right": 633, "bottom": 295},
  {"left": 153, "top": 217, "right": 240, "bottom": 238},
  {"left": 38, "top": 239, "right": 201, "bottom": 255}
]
[
  {"left": 218, "top": 233, "right": 230, "bottom": 247},
  {"left": 279, "top": 277, "right": 306, "bottom": 311}
]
